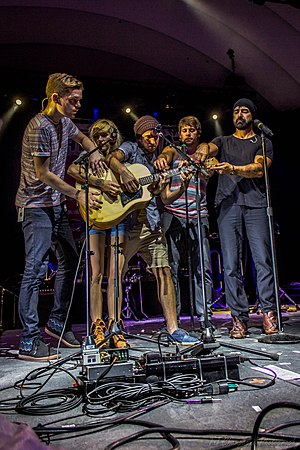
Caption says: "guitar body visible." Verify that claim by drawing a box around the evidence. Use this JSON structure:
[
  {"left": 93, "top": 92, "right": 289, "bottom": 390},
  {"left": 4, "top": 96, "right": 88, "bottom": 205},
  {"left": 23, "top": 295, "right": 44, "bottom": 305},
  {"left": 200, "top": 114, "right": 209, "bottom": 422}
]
[{"left": 76, "top": 163, "right": 153, "bottom": 230}]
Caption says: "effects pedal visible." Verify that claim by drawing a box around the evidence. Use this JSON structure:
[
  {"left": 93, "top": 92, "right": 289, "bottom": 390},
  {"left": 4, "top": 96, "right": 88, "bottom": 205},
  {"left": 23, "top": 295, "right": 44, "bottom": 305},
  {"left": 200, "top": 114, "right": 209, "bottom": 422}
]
[
  {"left": 141, "top": 352, "right": 242, "bottom": 383},
  {"left": 79, "top": 347, "right": 133, "bottom": 395}
]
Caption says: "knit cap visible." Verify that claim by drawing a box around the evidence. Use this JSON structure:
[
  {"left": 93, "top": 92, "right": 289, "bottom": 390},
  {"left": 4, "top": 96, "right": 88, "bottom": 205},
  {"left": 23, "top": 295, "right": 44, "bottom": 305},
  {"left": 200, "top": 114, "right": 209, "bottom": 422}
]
[
  {"left": 233, "top": 98, "right": 257, "bottom": 118},
  {"left": 133, "top": 115, "right": 159, "bottom": 136}
]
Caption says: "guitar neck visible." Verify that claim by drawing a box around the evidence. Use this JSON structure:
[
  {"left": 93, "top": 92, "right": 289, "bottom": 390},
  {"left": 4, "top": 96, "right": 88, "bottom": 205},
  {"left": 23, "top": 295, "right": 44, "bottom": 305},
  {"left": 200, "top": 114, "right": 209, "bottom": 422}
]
[{"left": 138, "top": 167, "right": 183, "bottom": 186}]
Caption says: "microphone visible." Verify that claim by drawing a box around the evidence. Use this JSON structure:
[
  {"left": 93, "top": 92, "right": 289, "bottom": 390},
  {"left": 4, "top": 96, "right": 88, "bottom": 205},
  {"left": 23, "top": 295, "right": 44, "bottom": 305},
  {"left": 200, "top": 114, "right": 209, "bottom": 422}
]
[
  {"left": 73, "top": 150, "right": 89, "bottom": 165},
  {"left": 253, "top": 119, "right": 274, "bottom": 138},
  {"left": 149, "top": 124, "right": 163, "bottom": 138},
  {"left": 110, "top": 128, "right": 118, "bottom": 140},
  {"left": 73, "top": 145, "right": 103, "bottom": 165}
]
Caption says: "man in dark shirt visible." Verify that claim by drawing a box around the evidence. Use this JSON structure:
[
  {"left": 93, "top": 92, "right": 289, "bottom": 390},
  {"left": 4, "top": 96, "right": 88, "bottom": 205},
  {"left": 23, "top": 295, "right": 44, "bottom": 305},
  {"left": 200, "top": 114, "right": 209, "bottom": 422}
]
[{"left": 197, "top": 98, "right": 278, "bottom": 339}]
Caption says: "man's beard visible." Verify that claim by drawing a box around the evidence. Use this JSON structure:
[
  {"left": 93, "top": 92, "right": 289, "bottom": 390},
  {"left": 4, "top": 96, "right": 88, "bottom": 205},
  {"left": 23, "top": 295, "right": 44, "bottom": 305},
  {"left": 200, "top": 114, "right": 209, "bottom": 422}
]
[{"left": 235, "top": 118, "right": 252, "bottom": 130}]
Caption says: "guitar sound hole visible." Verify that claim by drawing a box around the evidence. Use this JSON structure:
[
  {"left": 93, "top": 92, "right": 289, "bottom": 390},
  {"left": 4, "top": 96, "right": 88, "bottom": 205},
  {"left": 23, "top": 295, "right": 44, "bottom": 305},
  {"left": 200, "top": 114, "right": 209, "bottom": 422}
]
[{"left": 121, "top": 188, "right": 143, "bottom": 206}]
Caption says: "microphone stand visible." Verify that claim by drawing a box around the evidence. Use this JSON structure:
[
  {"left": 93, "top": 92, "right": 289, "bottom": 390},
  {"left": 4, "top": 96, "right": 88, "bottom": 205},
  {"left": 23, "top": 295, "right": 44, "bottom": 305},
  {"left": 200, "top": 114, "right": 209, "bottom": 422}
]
[
  {"left": 107, "top": 224, "right": 126, "bottom": 340},
  {"left": 257, "top": 130, "right": 300, "bottom": 344},
  {"left": 77, "top": 146, "right": 99, "bottom": 356},
  {"left": 194, "top": 171, "right": 215, "bottom": 343},
  {"left": 75, "top": 141, "right": 111, "bottom": 362},
  {"left": 157, "top": 132, "right": 219, "bottom": 351},
  {"left": 184, "top": 186, "right": 195, "bottom": 332}
]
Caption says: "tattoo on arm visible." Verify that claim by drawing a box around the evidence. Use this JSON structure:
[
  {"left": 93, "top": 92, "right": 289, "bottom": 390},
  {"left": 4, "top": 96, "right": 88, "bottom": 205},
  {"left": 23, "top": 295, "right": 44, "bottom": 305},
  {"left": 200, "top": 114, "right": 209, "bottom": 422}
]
[{"left": 94, "top": 178, "right": 104, "bottom": 187}]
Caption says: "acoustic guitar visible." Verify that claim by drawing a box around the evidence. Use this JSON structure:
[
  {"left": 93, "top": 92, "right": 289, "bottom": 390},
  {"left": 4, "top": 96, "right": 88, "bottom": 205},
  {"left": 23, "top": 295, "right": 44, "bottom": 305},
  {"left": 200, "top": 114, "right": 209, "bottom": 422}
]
[{"left": 76, "top": 157, "right": 218, "bottom": 230}]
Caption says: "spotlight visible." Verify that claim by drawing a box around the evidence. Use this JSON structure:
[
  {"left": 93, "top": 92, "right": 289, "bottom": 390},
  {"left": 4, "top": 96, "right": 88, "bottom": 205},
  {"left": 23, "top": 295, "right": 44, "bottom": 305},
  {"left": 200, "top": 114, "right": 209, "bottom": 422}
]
[
  {"left": 0, "top": 98, "right": 23, "bottom": 139},
  {"left": 212, "top": 114, "right": 218, "bottom": 120},
  {"left": 123, "top": 106, "right": 138, "bottom": 121}
]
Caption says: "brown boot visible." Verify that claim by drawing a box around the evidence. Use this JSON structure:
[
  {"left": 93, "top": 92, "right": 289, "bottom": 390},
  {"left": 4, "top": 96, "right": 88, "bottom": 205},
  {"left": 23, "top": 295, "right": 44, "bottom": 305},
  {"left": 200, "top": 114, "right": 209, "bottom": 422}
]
[
  {"left": 229, "top": 316, "right": 247, "bottom": 339},
  {"left": 90, "top": 319, "right": 107, "bottom": 348},
  {"left": 108, "top": 319, "right": 130, "bottom": 349},
  {"left": 262, "top": 311, "right": 278, "bottom": 335}
]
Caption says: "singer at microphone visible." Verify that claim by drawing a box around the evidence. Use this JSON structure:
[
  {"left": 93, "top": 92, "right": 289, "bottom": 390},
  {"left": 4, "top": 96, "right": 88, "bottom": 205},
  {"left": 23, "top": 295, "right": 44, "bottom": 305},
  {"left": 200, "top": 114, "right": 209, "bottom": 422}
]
[
  {"left": 254, "top": 119, "right": 274, "bottom": 138},
  {"left": 197, "top": 98, "right": 279, "bottom": 339},
  {"left": 147, "top": 124, "right": 162, "bottom": 138}
]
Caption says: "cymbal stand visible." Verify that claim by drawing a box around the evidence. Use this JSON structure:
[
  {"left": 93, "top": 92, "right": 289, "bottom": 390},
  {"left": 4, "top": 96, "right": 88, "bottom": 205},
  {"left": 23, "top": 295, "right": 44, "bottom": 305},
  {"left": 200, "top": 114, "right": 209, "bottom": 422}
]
[
  {"left": 210, "top": 249, "right": 226, "bottom": 309},
  {"left": 121, "top": 275, "right": 139, "bottom": 321},
  {"left": 137, "top": 269, "right": 149, "bottom": 319}
]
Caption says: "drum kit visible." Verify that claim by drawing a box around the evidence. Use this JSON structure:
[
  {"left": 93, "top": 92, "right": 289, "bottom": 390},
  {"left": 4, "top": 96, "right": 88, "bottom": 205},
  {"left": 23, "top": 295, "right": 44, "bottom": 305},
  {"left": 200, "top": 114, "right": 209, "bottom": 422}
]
[{"left": 121, "top": 258, "right": 148, "bottom": 321}]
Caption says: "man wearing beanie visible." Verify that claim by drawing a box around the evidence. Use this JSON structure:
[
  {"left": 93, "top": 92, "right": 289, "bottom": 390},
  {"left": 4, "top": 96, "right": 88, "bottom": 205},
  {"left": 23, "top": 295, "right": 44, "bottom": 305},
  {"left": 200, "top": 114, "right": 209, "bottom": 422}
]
[
  {"left": 108, "top": 115, "right": 199, "bottom": 345},
  {"left": 196, "top": 99, "right": 278, "bottom": 339}
]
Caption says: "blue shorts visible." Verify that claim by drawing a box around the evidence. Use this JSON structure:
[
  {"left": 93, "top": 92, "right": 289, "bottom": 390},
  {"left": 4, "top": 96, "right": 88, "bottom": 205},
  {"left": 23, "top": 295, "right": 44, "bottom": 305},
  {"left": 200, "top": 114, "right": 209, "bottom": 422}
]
[{"left": 89, "top": 223, "right": 127, "bottom": 237}]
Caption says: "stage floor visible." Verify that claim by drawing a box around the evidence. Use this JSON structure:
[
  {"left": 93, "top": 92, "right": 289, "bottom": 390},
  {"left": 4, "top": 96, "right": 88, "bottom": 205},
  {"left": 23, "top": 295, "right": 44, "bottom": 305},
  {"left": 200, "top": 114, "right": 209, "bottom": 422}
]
[{"left": 1, "top": 308, "right": 300, "bottom": 449}]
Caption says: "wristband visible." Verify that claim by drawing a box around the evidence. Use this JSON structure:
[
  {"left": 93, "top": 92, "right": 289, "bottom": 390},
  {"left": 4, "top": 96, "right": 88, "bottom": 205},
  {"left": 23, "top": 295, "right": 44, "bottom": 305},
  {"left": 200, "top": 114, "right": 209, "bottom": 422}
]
[{"left": 230, "top": 165, "right": 235, "bottom": 175}]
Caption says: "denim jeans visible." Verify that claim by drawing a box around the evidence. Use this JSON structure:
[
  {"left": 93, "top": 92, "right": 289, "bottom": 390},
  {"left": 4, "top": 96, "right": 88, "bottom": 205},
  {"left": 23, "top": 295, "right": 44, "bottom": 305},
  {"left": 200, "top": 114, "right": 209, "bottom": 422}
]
[
  {"left": 162, "top": 212, "right": 213, "bottom": 321},
  {"left": 217, "top": 199, "right": 275, "bottom": 321},
  {"left": 18, "top": 204, "right": 79, "bottom": 342}
]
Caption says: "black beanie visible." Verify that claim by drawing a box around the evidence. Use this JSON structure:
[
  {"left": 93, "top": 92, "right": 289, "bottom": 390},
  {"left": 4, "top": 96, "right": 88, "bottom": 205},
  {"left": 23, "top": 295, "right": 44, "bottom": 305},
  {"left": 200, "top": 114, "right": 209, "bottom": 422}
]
[{"left": 233, "top": 98, "right": 257, "bottom": 118}]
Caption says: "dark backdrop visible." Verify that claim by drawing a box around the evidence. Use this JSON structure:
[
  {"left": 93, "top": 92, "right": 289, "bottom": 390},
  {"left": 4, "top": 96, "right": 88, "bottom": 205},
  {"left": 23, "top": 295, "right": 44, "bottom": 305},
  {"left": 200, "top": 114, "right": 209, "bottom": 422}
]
[{"left": 1, "top": 69, "right": 299, "bottom": 296}]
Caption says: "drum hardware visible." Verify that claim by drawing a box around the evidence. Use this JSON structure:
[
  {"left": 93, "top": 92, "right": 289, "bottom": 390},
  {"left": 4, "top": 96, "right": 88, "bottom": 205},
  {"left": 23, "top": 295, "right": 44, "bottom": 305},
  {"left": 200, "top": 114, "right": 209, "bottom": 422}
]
[
  {"left": 279, "top": 287, "right": 300, "bottom": 310},
  {"left": 250, "top": 286, "right": 300, "bottom": 314},
  {"left": 0, "top": 282, "right": 19, "bottom": 330},
  {"left": 210, "top": 249, "right": 246, "bottom": 310},
  {"left": 40, "top": 262, "right": 57, "bottom": 294},
  {"left": 122, "top": 282, "right": 139, "bottom": 321},
  {"left": 210, "top": 250, "right": 226, "bottom": 309},
  {"left": 121, "top": 266, "right": 148, "bottom": 321}
]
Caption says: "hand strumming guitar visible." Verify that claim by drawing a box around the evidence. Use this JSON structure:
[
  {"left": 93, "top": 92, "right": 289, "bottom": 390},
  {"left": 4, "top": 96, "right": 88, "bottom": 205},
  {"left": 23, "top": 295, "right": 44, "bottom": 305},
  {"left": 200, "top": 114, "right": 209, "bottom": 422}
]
[
  {"left": 120, "top": 167, "right": 140, "bottom": 193},
  {"left": 94, "top": 179, "right": 122, "bottom": 197}
]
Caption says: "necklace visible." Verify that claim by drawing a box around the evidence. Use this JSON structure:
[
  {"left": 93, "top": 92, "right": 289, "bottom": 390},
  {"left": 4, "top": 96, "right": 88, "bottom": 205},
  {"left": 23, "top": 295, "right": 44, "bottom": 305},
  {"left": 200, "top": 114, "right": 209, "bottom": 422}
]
[
  {"left": 43, "top": 113, "right": 60, "bottom": 126},
  {"left": 233, "top": 132, "right": 255, "bottom": 140}
]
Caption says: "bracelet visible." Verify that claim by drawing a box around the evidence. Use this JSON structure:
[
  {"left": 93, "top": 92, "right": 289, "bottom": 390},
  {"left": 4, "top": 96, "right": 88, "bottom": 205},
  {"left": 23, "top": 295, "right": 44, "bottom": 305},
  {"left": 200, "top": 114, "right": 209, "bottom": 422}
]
[
  {"left": 230, "top": 164, "right": 235, "bottom": 175},
  {"left": 75, "top": 189, "right": 81, "bottom": 201}
]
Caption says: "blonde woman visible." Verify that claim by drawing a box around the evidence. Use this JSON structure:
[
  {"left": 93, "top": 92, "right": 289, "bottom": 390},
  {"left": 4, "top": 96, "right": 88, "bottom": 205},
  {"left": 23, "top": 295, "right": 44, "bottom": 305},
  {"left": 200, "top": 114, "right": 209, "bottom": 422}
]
[{"left": 68, "top": 118, "right": 128, "bottom": 348}]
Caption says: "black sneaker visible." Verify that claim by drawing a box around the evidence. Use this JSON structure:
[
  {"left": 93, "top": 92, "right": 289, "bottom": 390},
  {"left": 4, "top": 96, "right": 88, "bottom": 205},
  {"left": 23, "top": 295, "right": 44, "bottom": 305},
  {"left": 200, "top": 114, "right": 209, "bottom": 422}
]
[
  {"left": 45, "top": 327, "right": 81, "bottom": 348},
  {"left": 18, "top": 337, "right": 60, "bottom": 361}
]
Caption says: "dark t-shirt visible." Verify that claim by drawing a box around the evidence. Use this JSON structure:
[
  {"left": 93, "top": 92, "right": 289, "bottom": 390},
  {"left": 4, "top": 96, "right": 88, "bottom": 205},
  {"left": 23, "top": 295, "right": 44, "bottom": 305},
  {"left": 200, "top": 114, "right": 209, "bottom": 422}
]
[{"left": 211, "top": 134, "right": 273, "bottom": 208}]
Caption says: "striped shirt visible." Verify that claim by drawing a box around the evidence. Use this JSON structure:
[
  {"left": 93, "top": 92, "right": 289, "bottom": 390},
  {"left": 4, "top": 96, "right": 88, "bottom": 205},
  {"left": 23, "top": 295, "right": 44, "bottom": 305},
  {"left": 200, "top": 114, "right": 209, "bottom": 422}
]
[
  {"left": 15, "top": 113, "right": 79, "bottom": 208},
  {"left": 164, "top": 157, "right": 208, "bottom": 220}
]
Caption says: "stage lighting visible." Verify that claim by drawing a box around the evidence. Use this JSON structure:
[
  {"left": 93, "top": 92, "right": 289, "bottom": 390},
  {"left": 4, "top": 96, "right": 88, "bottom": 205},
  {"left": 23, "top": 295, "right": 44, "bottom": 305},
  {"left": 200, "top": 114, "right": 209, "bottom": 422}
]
[
  {"left": 93, "top": 108, "right": 99, "bottom": 121},
  {"left": 212, "top": 114, "right": 218, "bottom": 120},
  {"left": 15, "top": 99, "right": 22, "bottom": 106},
  {"left": 123, "top": 107, "right": 138, "bottom": 122}
]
